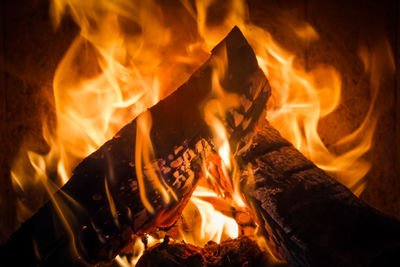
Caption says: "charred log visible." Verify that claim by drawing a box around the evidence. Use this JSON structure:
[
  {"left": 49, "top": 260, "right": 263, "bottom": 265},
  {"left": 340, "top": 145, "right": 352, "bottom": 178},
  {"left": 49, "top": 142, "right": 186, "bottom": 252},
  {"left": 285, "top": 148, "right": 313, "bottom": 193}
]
[
  {"left": 0, "top": 26, "right": 270, "bottom": 267},
  {"left": 239, "top": 121, "right": 400, "bottom": 267},
  {"left": 135, "top": 236, "right": 280, "bottom": 267}
]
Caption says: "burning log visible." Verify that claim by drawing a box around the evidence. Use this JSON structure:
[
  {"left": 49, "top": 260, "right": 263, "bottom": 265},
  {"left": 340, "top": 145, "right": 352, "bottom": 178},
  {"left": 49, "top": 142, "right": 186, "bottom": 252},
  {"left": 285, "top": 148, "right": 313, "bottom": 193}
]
[
  {"left": 238, "top": 120, "right": 400, "bottom": 267},
  {"left": 0, "top": 26, "right": 270, "bottom": 266},
  {"left": 135, "top": 236, "right": 276, "bottom": 267},
  {"left": 4, "top": 19, "right": 397, "bottom": 267}
]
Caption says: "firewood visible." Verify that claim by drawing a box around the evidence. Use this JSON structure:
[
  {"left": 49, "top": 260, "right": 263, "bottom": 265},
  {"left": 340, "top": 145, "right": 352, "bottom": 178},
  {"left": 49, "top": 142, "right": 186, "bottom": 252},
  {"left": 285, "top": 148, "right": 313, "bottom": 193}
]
[
  {"left": 135, "top": 235, "right": 281, "bottom": 267},
  {"left": 238, "top": 121, "right": 400, "bottom": 267},
  {"left": 0, "top": 26, "right": 270, "bottom": 266}
]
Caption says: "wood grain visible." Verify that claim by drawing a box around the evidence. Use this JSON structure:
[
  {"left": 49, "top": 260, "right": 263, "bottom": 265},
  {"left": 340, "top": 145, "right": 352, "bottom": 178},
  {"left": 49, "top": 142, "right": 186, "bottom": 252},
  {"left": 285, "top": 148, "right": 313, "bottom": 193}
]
[{"left": 240, "top": 121, "right": 400, "bottom": 266}]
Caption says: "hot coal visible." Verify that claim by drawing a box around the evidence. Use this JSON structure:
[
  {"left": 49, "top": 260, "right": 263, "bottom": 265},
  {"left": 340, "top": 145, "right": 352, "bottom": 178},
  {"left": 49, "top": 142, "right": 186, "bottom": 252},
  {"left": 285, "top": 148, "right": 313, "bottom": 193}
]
[{"left": 135, "top": 236, "right": 285, "bottom": 267}]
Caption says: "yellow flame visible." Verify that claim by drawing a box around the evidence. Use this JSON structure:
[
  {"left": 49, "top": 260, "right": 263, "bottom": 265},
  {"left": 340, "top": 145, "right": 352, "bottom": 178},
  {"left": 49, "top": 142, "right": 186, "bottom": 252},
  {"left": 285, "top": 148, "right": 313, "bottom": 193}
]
[
  {"left": 26, "top": 151, "right": 82, "bottom": 261},
  {"left": 115, "top": 235, "right": 160, "bottom": 266},
  {"left": 135, "top": 110, "right": 177, "bottom": 214},
  {"left": 203, "top": 70, "right": 239, "bottom": 169},
  {"left": 104, "top": 176, "right": 120, "bottom": 228},
  {"left": 179, "top": 186, "right": 238, "bottom": 247}
]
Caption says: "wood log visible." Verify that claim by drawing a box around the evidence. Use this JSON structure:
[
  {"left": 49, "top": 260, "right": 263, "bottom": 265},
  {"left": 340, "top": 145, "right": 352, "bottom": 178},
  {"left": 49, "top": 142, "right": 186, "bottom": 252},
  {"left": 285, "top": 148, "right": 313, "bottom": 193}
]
[
  {"left": 238, "top": 121, "right": 400, "bottom": 267},
  {"left": 135, "top": 236, "right": 278, "bottom": 267},
  {"left": 0, "top": 26, "right": 270, "bottom": 266}
]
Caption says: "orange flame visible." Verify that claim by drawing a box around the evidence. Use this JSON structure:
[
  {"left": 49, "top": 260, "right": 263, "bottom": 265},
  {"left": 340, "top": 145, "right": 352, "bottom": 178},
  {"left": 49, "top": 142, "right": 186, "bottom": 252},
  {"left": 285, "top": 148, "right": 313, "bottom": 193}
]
[
  {"left": 189, "top": 0, "right": 394, "bottom": 196},
  {"left": 9, "top": 0, "right": 395, "bottom": 265}
]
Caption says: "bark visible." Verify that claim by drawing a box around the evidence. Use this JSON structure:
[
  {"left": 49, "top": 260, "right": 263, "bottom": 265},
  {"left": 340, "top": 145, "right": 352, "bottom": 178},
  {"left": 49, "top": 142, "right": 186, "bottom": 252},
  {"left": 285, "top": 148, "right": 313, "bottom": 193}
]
[
  {"left": 0, "top": 26, "right": 270, "bottom": 266},
  {"left": 239, "top": 121, "right": 400, "bottom": 267}
]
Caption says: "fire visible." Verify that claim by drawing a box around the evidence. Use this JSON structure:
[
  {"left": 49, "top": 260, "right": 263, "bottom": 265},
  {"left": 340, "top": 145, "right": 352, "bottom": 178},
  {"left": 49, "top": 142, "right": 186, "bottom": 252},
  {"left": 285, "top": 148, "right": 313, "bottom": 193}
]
[
  {"left": 135, "top": 110, "right": 177, "bottom": 214},
  {"left": 179, "top": 186, "right": 239, "bottom": 246},
  {"left": 8, "top": 0, "right": 394, "bottom": 265}
]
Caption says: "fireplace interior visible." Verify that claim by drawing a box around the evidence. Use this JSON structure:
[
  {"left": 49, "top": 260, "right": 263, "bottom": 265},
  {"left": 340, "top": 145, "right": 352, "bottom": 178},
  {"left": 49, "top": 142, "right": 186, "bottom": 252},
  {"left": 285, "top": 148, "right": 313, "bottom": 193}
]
[{"left": 0, "top": 0, "right": 399, "bottom": 266}]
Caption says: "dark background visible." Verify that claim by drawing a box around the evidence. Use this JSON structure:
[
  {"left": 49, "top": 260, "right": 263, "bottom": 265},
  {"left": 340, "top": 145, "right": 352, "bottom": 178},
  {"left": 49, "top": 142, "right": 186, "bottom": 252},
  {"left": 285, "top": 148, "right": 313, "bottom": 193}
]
[{"left": 0, "top": 0, "right": 399, "bottom": 244}]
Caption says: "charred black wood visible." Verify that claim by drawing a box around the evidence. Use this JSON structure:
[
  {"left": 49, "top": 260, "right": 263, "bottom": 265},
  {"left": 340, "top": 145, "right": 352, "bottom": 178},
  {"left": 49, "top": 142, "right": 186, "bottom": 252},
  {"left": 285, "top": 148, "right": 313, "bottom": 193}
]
[
  {"left": 135, "top": 236, "right": 282, "bottom": 267},
  {"left": 0, "top": 26, "right": 270, "bottom": 267},
  {"left": 239, "top": 121, "right": 400, "bottom": 267}
]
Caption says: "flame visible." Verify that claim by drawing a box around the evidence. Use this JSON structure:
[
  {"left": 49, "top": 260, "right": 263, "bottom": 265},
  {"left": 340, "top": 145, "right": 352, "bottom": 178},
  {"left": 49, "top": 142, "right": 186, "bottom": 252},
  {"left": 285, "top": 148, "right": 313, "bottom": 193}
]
[
  {"left": 116, "top": 235, "right": 160, "bottom": 266},
  {"left": 203, "top": 65, "right": 238, "bottom": 195},
  {"left": 189, "top": 0, "right": 393, "bottom": 196},
  {"left": 8, "top": 0, "right": 395, "bottom": 265},
  {"left": 135, "top": 110, "right": 177, "bottom": 214},
  {"left": 179, "top": 186, "right": 239, "bottom": 247}
]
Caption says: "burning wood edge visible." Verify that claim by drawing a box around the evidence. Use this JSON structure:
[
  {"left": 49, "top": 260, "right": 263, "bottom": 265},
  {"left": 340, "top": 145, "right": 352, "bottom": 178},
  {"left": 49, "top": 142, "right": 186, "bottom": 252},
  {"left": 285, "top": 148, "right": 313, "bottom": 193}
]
[
  {"left": 134, "top": 235, "right": 285, "bottom": 267},
  {"left": 0, "top": 26, "right": 270, "bottom": 266},
  {"left": 238, "top": 120, "right": 400, "bottom": 267}
]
